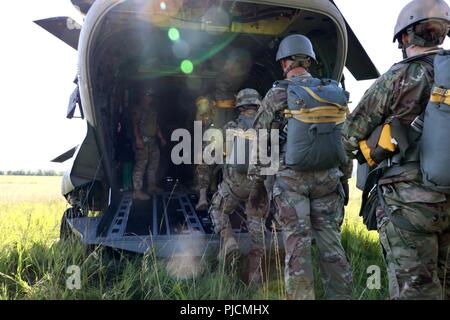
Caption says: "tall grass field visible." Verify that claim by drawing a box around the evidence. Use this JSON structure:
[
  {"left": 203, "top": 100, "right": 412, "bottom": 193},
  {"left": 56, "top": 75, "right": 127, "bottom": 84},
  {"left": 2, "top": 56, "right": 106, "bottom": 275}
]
[{"left": 0, "top": 175, "right": 388, "bottom": 300}]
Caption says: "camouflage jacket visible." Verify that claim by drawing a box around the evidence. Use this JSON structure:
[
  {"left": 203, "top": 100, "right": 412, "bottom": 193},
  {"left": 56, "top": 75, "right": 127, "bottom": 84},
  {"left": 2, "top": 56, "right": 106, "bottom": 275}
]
[
  {"left": 131, "top": 102, "right": 158, "bottom": 138},
  {"left": 249, "top": 71, "right": 353, "bottom": 180},
  {"left": 342, "top": 52, "right": 436, "bottom": 183}
]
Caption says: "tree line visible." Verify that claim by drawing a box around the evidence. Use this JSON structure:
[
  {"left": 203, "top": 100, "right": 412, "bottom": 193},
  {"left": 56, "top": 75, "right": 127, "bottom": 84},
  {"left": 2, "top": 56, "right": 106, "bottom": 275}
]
[{"left": 0, "top": 170, "right": 63, "bottom": 176}]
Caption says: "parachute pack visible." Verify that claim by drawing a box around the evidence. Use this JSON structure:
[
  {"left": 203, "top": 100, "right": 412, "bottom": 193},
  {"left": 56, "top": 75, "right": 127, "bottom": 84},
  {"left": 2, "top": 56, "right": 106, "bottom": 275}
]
[
  {"left": 420, "top": 50, "right": 450, "bottom": 193},
  {"left": 282, "top": 77, "right": 349, "bottom": 171},
  {"left": 226, "top": 114, "right": 256, "bottom": 174}
]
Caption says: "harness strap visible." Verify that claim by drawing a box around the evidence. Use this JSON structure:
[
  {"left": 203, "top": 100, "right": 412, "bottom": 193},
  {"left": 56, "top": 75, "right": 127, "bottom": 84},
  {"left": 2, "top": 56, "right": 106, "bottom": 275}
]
[
  {"left": 215, "top": 99, "right": 235, "bottom": 109},
  {"left": 359, "top": 161, "right": 420, "bottom": 232},
  {"left": 300, "top": 86, "right": 347, "bottom": 109},
  {"left": 430, "top": 87, "right": 450, "bottom": 105},
  {"left": 381, "top": 162, "right": 420, "bottom": 180},
  {"left": 283, "top": 106, "right": 348, "bottom": 124}
]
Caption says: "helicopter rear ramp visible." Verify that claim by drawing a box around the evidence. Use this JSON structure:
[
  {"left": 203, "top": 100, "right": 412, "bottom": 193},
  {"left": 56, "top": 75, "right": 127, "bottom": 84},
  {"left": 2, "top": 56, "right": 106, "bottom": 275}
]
[{"left": 66, "top": 192, "right": 261, "bottom": 257}]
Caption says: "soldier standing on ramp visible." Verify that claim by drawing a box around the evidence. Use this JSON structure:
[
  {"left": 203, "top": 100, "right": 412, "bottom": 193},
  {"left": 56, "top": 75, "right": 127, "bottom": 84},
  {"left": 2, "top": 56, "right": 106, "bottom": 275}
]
[
  {"left": 209, "top": 89, "right": 269, "bottom": 287},
  {"left": 249, "top": 35, "right": 353, "bottom": 299}
]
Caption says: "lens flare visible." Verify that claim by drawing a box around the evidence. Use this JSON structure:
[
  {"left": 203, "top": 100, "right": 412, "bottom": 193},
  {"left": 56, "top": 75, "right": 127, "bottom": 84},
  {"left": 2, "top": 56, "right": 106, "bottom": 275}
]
[
  {"left": 180, "top": 60, "right": 194, "bottom": 74},
  {"left": 168, "top": 27, "right": 180, "bottom": 41}
]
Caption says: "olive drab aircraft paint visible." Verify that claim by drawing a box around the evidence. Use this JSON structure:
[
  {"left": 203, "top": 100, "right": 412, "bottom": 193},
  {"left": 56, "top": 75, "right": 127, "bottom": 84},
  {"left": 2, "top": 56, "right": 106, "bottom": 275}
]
[{"left": 34, "top": 0, "right": 379, "bottom": 256}]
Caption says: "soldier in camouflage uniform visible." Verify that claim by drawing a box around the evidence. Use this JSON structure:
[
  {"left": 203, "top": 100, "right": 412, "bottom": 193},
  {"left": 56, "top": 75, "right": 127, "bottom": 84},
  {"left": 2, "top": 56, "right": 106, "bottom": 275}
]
[
  {"left": 195, "top": 96, "right": 215, "bottom": 210},
  {"left": 342, "top": 0, "right": 450, "bottom": 300},
  {"left": 131, "top": 89, "right": 166, "bottom": 201},
  {"left": 249, "top": 35, "right": 353, "bottom": 300},
  {"left": 195, "top": 86, "right": 238, "bottom": 210},
  {"left": 209, "top": 89, "right": 269, "bottom": 287}
]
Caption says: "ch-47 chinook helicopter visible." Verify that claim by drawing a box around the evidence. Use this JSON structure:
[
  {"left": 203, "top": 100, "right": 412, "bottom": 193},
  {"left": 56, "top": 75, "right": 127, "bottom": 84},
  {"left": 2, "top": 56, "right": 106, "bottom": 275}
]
[{"left": 35, "top": 0, "right": 379, "bottom": 257}]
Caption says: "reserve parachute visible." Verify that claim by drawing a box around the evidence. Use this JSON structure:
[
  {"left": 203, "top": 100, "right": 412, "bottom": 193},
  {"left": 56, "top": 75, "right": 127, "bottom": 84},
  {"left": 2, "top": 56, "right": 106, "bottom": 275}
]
[
  {"left": 283, "top": 77, "right": 349, "bottom": 171},
  {"left": 420, "top": 50, "right": 450, "bottom": 193},
  {"left": 226, "top": 114, "right": 256, "bottom": 174}
]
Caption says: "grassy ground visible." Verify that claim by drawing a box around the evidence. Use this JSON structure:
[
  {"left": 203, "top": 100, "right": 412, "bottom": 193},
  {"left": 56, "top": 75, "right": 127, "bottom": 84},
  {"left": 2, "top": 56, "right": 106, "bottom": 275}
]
[{"left": 0, "top": 175, "right": 388, "bottom": 300}]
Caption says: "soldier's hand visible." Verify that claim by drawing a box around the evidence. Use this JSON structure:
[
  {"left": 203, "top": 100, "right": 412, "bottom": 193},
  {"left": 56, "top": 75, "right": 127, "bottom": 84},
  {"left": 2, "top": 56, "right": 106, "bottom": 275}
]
[
  {"left": 342, "top": 180, "right": 350, "bottom": 206},
  {"left": 248, "top": 173, "right": 264, "bottom": 183}
]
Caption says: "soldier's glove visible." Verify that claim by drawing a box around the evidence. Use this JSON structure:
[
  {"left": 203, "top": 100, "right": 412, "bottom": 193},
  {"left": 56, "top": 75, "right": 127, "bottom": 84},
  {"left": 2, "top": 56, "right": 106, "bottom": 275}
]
[{"left": 341, "top": 180, "right": 350, "bottom": 206}]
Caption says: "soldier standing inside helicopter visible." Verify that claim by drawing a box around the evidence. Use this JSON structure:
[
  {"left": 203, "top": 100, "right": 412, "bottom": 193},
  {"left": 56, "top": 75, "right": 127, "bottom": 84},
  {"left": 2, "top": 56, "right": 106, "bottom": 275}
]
[
  {"left": 195, "top": 95, "right": 216, "bottom": 210},
  {"left": 131, "top": 88, "right": 166, "bottom": 201}
]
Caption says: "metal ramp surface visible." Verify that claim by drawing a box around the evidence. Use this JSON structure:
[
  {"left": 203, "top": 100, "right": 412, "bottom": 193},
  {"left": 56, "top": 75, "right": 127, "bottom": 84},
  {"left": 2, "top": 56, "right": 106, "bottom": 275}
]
[{"left": 67, "top": 191, "right": 277, "bottom": 256}]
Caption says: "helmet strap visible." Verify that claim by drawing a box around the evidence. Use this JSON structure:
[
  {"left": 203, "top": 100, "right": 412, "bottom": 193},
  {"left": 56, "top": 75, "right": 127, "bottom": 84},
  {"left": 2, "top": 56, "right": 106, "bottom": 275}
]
[
  {"left": 401, "top": 22, "right": 447, "bottom": 53},
  {"left": 406, "top": 26, "right": 427, "bottom": 47},
  {"left": 399, "top": 26, "right": 432, "bottom": 59},
  {"left": 401, "top": 46, "right": 408, "bottom": 59}
]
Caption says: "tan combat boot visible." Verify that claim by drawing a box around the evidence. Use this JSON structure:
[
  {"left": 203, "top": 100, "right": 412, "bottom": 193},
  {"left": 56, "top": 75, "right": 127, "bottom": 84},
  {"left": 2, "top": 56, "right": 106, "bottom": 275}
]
[
  {"left": 133, "top": 189, "right": 151, "bottom": 201},
  {"left": 218, "top": 226, "right": 240, "bottom": 266},
  {"left": 195, "top": 188, "right": 208, "bottom": 211}
]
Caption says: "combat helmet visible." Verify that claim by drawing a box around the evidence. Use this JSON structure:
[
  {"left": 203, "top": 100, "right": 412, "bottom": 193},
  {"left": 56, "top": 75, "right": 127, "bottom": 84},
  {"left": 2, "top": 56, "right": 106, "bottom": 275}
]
[
  {"left": 393, "top": 0, "right": 450, "bottom": 47},
  {"left": 235, "top": 89, "right": 262, "bottom": 109},
  {"left": 195, "top": 96, "right": 212, "bottom": 115},
  {"left": 276, "top": 34, "right": 317, "bottom": 62}
]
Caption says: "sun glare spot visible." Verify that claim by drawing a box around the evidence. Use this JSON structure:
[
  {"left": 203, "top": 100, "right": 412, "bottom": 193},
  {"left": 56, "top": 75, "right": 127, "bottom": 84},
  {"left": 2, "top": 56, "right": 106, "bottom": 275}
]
[
  {"left": 180, "top": 60, "right": 194, "bottom": 74},
  {"left": 168, "top": 27, "right": 180, "bottom": 41}
]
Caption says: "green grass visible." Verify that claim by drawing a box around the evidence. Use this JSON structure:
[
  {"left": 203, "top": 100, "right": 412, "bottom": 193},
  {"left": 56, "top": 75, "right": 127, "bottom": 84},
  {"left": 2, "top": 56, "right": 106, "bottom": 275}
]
[{"left": 0, "top": 176, "right": 388, "bottom": 300}]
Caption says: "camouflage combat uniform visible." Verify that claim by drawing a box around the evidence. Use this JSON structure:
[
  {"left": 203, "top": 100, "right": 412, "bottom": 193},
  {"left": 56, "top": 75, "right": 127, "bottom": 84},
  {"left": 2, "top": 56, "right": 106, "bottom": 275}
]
[
  {"left": 131, "top": 102, "right": 160, "bottom": 192},
  {"left": 250, "top": 71, "right": 353, "bottom": 300},
  {"left": 209, "top": 118, "right": 269, "bottom": 258},
  {"left": 342, "top": 51, "right": 450, "bottom": 300},
  {"left": 195, "top": 101, "right": 215, "bottom": 192}
]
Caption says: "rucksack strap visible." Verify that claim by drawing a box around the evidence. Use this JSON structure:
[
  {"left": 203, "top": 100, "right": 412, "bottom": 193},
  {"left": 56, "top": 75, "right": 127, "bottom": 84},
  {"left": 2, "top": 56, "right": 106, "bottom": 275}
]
[
  {"left": 283, "top": 106, "right": 348, "bottom": 124},
  {"left": 430, "top": 87, "right": 450, "bottom": 105},
  {"left": 300, "top": 86, "right": 347, "bottom": 109}
]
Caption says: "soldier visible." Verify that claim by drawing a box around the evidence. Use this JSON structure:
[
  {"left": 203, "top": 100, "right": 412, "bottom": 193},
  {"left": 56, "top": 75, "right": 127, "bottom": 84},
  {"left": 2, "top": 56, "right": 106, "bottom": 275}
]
[
  {"left": 131, "top": 88, "right": 166, "bottom": 201},
  {"left": 209, "top": 88, "right": 269, "bottom": 287},
  {"left": 249, "top": 35, "right": 353, "bottom": 300},
  {"left": 342, "top": 0, "right": 450, "bottom": 300},
  {"left": 195, "top": 96, "right": 215, "bottom": 211},
  {"left": 195, "top": 92, "right": 237, "bottom": 210}
]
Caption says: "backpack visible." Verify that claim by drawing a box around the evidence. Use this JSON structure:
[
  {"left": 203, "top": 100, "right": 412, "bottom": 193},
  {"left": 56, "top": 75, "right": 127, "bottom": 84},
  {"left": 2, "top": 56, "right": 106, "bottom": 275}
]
[
  {"left": 420, "top": 50, "right": 450, "bottom": 193},
  {"left": 283, "top": 77, "right": 349, "bottom": 171},
  {"left": 226, "top": 114, "right": 256, "bottom": 174}
]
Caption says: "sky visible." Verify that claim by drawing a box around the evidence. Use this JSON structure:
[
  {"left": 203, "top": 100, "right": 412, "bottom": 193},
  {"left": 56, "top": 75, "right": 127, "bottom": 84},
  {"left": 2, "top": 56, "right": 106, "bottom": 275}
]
[{"left": 0, "top": 0, "right": 449, "bottom": 172}]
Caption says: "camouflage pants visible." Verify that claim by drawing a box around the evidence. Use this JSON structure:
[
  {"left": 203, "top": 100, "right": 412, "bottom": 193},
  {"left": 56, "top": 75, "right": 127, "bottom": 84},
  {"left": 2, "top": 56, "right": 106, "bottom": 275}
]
[
  {"left": 196, "top": 164, "right": 214, "bottom": 192},
  {"left": 133, "top": 141, "right": 160, "bottom": 191},
  {"left": 378, "top": 181, "right": 450, "bottom": 300},
  {"left": 273, "top": 167, "right": 352, "bottom": 300},
  {"left": 209, "top": 167, "right": 269, "bottom": 253}
]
